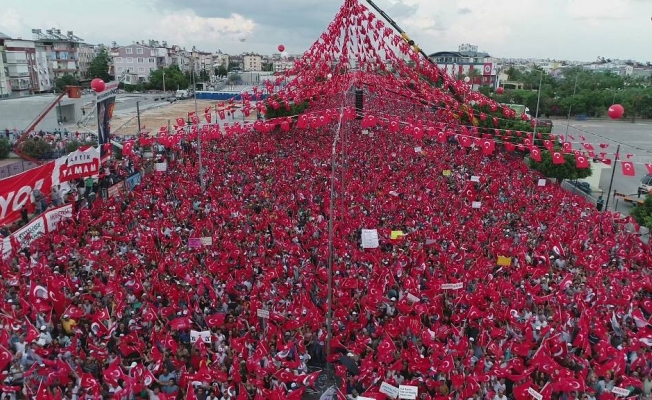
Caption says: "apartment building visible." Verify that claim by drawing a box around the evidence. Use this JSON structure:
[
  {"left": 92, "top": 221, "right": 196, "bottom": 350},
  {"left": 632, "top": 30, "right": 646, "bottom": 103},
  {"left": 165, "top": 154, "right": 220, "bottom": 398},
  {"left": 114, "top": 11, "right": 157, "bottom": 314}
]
[
  {"left": 243, "top": 53, "right": 262, "bottom": 72},
  {"left": 0, "top": 37, "right": 37, "bottom": 97},
  {"left": 111, "top": 43, "right": 158, "bottom": 83},
  {"left": 213, "top": 52, "right": 229, "bottom": 70},
  {"left": 0, "top": 32, "right": 10, "bottom": 98},
  {"left": 32, "top": 28, "right": 94, "bottom": 81}
]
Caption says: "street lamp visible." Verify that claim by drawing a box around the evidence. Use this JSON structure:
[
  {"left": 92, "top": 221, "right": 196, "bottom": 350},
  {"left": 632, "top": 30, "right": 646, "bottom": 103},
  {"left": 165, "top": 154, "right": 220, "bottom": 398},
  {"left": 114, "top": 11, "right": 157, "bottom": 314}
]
[
  {"left": 162, "top": 71, "right": 166, "bottom": 93},
  {"left": 532, "top": 69, "right": 544, "bottom": 138}
]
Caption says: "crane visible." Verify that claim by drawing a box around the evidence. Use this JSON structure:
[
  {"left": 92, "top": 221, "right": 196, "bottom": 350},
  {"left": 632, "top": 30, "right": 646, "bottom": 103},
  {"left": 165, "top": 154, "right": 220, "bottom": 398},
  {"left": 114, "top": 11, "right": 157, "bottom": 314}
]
[{"left": 13, "top": 86, "right": 83, "bottom": 164}]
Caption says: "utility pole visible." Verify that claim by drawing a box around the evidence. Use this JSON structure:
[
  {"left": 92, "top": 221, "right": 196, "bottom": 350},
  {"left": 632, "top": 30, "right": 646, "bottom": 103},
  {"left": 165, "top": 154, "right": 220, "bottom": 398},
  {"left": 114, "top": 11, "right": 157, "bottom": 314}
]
[
  {"left": 532, "top": 70, "right": 543, "bottom": 138},
  {"left": 564, "top": 74, "right": 578, "bottom": 142},
  {"left": 136, "top": 101, "right": 142, "bottom": 133},
  {"left": 604, "top": 144, "right": 620, "bottom": 212}
]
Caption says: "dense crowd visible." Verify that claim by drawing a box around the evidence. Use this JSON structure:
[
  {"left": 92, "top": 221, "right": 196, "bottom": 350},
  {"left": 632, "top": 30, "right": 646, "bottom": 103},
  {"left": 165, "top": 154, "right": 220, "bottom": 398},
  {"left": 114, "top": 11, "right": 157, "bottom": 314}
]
[{"left": 0, "top": 116, "right": 650, "bottom": 400}]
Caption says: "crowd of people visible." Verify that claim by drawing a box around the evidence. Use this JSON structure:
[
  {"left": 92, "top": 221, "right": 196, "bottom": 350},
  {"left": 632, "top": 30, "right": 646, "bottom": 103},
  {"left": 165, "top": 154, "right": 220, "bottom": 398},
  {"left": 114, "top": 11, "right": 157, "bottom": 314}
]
[{"left": 0, "top": 110, "right": 650, "bottom": 400}]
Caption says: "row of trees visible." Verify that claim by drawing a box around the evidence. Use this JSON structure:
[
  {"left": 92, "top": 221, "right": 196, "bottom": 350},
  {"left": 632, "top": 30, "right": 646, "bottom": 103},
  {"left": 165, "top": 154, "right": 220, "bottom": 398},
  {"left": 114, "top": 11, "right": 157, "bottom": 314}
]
[
  {"left": 481, "top": 67, "right": 652, "bottom": 120},
  {"left": 0, "top": 138, "right": 96, "bottom": 160}
]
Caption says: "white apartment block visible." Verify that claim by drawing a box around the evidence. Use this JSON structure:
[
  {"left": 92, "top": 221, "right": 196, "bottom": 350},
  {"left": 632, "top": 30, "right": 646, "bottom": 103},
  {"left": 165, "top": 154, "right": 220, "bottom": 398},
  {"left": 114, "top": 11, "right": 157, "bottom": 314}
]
[{"left": 243, "top": 54, "right": 262, "bottom": 71}]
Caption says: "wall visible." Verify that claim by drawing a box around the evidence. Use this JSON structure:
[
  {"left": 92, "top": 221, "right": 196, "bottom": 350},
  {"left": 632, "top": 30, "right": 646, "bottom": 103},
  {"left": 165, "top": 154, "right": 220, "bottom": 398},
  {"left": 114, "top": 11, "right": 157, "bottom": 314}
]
[{"left": 0, "top": 95, "right": 81, "bottom": 131}]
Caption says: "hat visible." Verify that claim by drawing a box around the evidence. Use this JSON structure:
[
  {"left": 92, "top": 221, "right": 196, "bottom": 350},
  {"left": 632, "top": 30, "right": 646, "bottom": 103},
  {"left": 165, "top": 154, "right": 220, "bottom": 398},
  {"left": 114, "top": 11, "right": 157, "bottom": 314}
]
[
  {"left": 390, "top": 297, "right": 396, "bottom": 301},
  {"left": 40, "top": 326, "right": 46, "bottom": 331},
  {"left": 63, "top": 314, "right": 70, "bottom": 319}
]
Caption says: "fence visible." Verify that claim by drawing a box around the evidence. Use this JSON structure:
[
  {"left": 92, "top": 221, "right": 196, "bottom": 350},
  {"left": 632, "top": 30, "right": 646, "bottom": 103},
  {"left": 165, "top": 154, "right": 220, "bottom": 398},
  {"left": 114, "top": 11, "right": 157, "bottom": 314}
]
[{"left": 0, "top": 159, "right": 40, "bottom": 180}]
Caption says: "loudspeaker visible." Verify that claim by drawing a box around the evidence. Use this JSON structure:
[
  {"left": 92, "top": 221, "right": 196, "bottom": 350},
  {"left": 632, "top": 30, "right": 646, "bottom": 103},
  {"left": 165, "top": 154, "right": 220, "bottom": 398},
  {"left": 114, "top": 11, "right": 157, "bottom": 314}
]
[{"left": 355, "top": 89, "right": 363, "bottom": 120}]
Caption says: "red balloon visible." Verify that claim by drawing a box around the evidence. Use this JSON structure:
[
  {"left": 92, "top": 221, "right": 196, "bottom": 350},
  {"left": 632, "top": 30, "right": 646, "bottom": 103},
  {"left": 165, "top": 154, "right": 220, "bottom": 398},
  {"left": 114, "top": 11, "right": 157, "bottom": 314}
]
[
  {"left": 278, "top": 44, "right": 285, "bottom": 52},
  {"left": 91, "top": 78, "right": 106, "bottom": 93},
  {"left": 608, "top": 104, "right": 624, "bottom": 119},
  {"left": 496, "top": 87, "right": 504, "bottom": 94}
]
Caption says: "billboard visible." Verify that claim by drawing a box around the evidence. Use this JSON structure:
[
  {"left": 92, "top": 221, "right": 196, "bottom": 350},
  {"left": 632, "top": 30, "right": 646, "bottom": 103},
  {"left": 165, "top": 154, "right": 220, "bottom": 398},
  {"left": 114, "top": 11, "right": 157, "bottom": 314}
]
[{"left": 96, "top": 81, "right": 118, "bottom": 158}]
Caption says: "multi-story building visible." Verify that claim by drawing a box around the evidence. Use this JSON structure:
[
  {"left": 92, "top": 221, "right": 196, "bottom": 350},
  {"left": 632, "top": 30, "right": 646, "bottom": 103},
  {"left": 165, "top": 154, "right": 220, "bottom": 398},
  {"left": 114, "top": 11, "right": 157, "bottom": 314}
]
[
  {"left": 213, "top": 52, "right": 229, "bottom": 70},
  {"left": 428, "top": 44, "right": 498, "bottom": 88},
  {"left": 111, "top": 42, "right": 158, "bottom": 83},
  {"left": 190, "top": 48, "right": 213, "bottom": 76},
  {"left": 34, "top": 44, "right": 52, "bottom": 92},
  {"left": 0, "top": 37, "right": 37, "bottom": 97},
  {"left": 273, "top": 59, "right": 294, "bottom": 73},
  {"left": 0, "top": 32, "right": 10, "bottom": 98},
  {"left": 243, "top": 53, "right": 262, "bottom": 72},
  {"left": 32, "top": 28, "right": 93, "bottom": 81}
]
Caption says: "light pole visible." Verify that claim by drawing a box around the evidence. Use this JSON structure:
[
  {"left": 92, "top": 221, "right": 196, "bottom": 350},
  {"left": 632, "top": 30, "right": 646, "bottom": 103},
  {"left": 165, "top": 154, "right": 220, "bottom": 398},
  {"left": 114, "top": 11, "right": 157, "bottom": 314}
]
[
  {"left": 193, "top": 65, "right": 204, "bottom": 191},
  {"left": 136, "top": 101, "right": 142, "bottom": 133},
  {"left": 532, "top": 69, "right": 543, "bottom": 138},
  {"left": 162, "top": 71, "right": 166, "bottom": 93}
]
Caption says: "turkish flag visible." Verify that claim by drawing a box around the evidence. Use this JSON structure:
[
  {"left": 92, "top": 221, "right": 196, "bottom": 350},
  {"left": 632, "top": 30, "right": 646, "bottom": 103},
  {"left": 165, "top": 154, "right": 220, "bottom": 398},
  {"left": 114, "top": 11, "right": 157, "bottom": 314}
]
[
  {"left": 482, "top": 139, "right": 495, "bottom": 155},
  {"left": 552, "top": 152, "right": 565, "bottom": 165},
  {"left": 645, "top": 163, "right": 652, "bottom": 175},
  {"left": 562, "top": 142, "right": 573, "bottom": 153},
  {"left": 530, "top": 148, "right": 542, "bottom": 162},
  {"left": 621, "top": 161, "right": 636, "bottom": 176},
  {"left": 582, "top": 143, "right": 595, "bottom": 151},
  {"left": 575, "top": 154, "right": 589, "bottom": 169}
]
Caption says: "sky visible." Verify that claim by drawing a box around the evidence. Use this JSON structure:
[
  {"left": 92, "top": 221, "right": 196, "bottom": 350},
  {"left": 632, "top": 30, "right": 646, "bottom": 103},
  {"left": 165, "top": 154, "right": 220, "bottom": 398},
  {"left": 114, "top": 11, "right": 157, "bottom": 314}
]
[{"left": 0, "top": 0, "right": 650, "bottom": 62}]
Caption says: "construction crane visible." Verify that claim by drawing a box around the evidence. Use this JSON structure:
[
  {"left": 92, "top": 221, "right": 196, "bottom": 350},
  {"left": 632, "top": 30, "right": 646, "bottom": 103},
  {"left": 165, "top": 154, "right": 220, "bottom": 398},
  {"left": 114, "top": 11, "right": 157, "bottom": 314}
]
[{"left": 13, "top": 86, "right": 83, "bottom": 164}]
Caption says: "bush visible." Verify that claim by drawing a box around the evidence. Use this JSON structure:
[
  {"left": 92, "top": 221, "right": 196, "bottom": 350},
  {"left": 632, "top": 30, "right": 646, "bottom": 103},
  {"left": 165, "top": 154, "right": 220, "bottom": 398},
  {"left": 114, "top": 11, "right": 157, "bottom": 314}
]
[
  {"left": 66, "top": 140, "right": 98, "bottom": 153},
  {"left": 0, "top": 138, "right": 10, "bottom": 159},
  {"left": 631, "top": 196, "right": 652, "bottom": 231},
  {"left": 20, "top": 139, "right": 54, "bottom": 160}
]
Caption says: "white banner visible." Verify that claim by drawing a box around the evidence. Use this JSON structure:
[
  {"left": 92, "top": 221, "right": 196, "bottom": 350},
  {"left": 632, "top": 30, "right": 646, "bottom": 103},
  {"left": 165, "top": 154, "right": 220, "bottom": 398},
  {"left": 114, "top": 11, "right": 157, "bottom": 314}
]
[
  {"left": 1, "top": 237, "right": 12, "bottom": 261},
  {"left": 13, "top": 215, "right": 46, "bottom": 248},
  {"left": 44, "top": 204, "right": 73, "bottom": 232},
  {"left": 528, "top": 387, "right": 543, "bottom": 400},
  {"left": 612, "top": 387, "right": 630, "bottom": 397},
  {"left": 155, "top": 162, "right": 168, "bottom": 172},
  {"left": 67, "top": 146, "right": 100, "bottom": 167},
  {"left": 257, "top": 309, "right": 270, "bottom": 319},
  {"left": 190, "top": 330, "right": 212, "bottom": 344},
  {"left": 471, "top": 201, "right": 481, "bottom": 209},
  {"left": 361, "top": 229, "right": 379, "bottom": 249},
  {"left": 441, "top": 283, "right": 463, "bottom": 290},
  {"left": 538, "top": 178, "right": 547, "bottom": 187}
]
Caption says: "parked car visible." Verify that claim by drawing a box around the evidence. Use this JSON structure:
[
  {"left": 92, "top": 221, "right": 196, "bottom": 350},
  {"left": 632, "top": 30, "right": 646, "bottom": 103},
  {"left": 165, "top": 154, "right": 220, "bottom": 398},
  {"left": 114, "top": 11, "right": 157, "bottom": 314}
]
[
  {"left": 638, "top": 174, "right": 652, "bottom": 195},
  {"left": 569, "top": 180, "right": 592, "bottom": 195}
]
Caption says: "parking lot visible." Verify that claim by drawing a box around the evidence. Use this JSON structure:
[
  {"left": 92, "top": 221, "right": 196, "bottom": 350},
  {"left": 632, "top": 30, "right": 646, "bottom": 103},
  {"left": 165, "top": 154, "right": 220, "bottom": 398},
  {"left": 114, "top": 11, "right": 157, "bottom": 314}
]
[{"left": 551, "top": 118, "right": 652, "bottom": 213}]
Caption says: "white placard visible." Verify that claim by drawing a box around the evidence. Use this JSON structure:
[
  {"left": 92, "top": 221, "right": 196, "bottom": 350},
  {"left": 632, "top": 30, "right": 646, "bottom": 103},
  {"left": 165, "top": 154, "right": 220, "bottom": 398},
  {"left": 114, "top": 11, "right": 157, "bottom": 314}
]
[
  {"left": 471, "top": 201, "right": 481, "bottom": 209},
  {"left": 388, "top": 191, "right": 400, "bottom": 197},
  {"left": 537, "top": 178, "right": 547, "bottom": 187},
  {"left": 361, "top": 229, "right": 380, "bottom": 249},
  {"left": 256, "top": 309, "right": 270, "bottom": 319},
  {"left": 190, "top": 330, "right": 212, "bottom": 343},
  {"left": 200, "top": 237, "right": 213, "bottom": 246},
  {"left": 612, "top": 387, "right": 630, "bottom": 397},
  {"left": 155, "top": 162, "right": 167, "bottom": 172},
  {"left": 528, "top": 387, "right": 543, "bottom": 400},
  {"left": 357, "top": 397, "right": 375, "bottom": 400},
  {"left": 362, "top": 130, "right": 369, "bottom": 135},
  {"left": 414, "top": 146, "right": 422, "bottom": 153},
  {"left": 399, "top": 385, "right": 418, "bottom": 399},
  {"left": 380, "top": 382, "right": 400, "bottom": 398},
  {"left": 406, "top": 293, "right": 420, "bottom": 303},
  {"left": 441, "top": 283, "right": 464, "bottom": 290},
  {"left": 470, "top": 176, "right": 480, "bottom": 182}
]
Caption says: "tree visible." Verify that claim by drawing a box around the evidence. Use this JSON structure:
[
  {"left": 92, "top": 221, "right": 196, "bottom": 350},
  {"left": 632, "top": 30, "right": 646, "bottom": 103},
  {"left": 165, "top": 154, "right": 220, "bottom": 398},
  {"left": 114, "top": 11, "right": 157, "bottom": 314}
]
[
  {"left": 66, "top": 139, "right": 98, "bottom": 153},
  {"left": 147, "top": 65, "right": 189, "bottom": 91},
  {"left": 54, "top": 75, "right": 79, "bottom": 92},
  {"left": 630, "top": 196, "right": 652, "bottom": 230},
  {"left": 199, "top": 69, "right": 210, "bottom": 82},
  {"left": 88, "top": 48, "right": 113, "bottom": 82},
  {"left": 528, "top": 150, "right": 592, "bottom": 184},
  {"left": 215, "top": 66, "right": 228, "bottom": 78},
  {"left": 21, "top": 139, "right": 54, "bottom": 160},
  {"left": 227, "top": 74, "right": 241, "bottom": 85},
  {"left": 262, "top": 63, "right": 274, "bottom": 72},
  {"left": 0, "top": 138, "right": 10, "bottom": 159}
]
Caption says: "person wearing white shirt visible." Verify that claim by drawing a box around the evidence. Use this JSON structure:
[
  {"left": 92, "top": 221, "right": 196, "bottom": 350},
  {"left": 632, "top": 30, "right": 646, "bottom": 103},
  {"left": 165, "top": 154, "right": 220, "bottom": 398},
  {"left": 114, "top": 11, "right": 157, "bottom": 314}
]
[{"left": 493, "top": 389, "right": 508, "bottom": 400}]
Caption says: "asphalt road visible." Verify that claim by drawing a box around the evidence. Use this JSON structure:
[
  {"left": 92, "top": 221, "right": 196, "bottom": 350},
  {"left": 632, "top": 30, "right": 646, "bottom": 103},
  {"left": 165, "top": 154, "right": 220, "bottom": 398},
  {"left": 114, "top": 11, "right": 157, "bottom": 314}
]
[{"left": 551, "top": 118, "right": 652, "bottom": 213}]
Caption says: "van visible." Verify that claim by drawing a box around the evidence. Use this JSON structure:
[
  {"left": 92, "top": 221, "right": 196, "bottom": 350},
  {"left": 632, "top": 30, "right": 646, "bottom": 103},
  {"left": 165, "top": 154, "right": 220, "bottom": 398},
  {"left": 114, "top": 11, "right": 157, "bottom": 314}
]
[{"left": 639, "top": 174, "right": 652, "bottom": 195}]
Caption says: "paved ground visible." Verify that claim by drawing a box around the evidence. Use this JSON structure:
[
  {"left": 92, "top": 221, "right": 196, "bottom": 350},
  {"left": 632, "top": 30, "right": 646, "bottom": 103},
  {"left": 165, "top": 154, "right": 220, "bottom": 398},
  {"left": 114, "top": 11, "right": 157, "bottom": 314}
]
[{"left": 551, "top": 118, "right": 652, "bottom": 214}]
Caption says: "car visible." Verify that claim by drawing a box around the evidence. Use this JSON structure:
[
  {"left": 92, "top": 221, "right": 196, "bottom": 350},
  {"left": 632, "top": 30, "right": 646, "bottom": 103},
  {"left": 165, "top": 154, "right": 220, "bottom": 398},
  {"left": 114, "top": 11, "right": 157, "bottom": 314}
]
[
  {"left": 638, "top": 174, "right": 652, "bottom": 195},
  {"left": 569, "top": 180, "right": 592, "bottom": 195}
]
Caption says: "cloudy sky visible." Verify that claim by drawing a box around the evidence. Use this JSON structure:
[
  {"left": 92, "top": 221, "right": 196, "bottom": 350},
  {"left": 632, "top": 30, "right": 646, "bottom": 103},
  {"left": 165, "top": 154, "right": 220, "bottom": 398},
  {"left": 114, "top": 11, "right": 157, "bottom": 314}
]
[{"left": 0, "top": 0, "right": 650, "bottom": 62}]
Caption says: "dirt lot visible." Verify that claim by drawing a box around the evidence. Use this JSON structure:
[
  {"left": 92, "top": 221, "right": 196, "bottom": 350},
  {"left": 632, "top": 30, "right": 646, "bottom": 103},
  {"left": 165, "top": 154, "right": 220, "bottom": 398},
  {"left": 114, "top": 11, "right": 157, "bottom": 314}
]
[{"left": 110, "top": 100, "right": 257, "bottom": 136}]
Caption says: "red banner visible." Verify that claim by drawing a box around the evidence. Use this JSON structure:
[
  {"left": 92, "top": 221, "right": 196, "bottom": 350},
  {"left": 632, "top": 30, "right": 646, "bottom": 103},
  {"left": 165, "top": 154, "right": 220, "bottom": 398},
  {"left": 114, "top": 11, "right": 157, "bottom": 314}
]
[{"left": 0, "top": 161, "right": 56, "bottom": 225}]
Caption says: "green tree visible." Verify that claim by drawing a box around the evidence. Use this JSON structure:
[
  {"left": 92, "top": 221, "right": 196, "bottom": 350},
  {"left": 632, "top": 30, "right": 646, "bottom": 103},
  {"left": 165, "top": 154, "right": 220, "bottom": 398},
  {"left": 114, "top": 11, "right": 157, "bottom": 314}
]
[
  {"left": 54, "top": 75, "right": 79, "bottom": 92},
  {"left": 528, "top": 150, "right": 592, "bottom": 184},
  {"left": 631, "top": 196, "right": 652, "bottom": 230},
  {"left": 0, "top": 138, "right": 10, "bottom": 159},
  {"left": 88, "top": 48, "right": 113, "bottom": 82},
  {"left": 262, "top": 62, "right": 274, "bottom": 72},
  {"left": 215, "top": 66, "right": 228, "bottom": 77},
  {"left": 199, "top": 69, "right": 210, "bottom": 82},
  {"left": 227, "top": 74, "right": 241, "bottom": 85},
  {"left": 66, "top": 139, "right": 98, "bottom": 153},
  {"left": 21, "top": 139, "right": 54, "bottom": 160},
  {"left": 147, "top": 65, "right": 189, "bottom": 91}
]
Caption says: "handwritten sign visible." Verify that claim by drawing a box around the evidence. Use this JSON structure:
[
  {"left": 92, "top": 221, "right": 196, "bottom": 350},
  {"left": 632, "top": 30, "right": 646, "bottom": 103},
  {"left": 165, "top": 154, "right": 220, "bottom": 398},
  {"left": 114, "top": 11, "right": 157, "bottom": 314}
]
[
  {"left": 537, "top": 178, "right": 547, "bottom": 187},
  {"left": 470, "top": 176, "right": 480, "bottom": 182},
  {"left": 612, "top": 387, "right": 630, "bottom": 397},
  {"left": 441, "top": 283, "right": 464, "bottom": 290},
  {"left": 256, "top": 309, "right": 270, "bottom": 319},
  {"left": 414, "top": 146, "right": 422, "bottom": 153},
  {"left": 380, "top": 382, "right": 399, "bottom": 398},
  {"left": 399, "top": 385, "right": 418, "bottom": 399},
  {"left": 361, "top": 229, "right": 379, "bottom": 249},
  {"left": 528, "top": 387, "right": 542, "bottom": 400},
  {"left": 471, "top": 201, "right": 482, "bottom": 209},
  {"left": 200, "top": 237, "right": 213, "bottom": 246}
]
